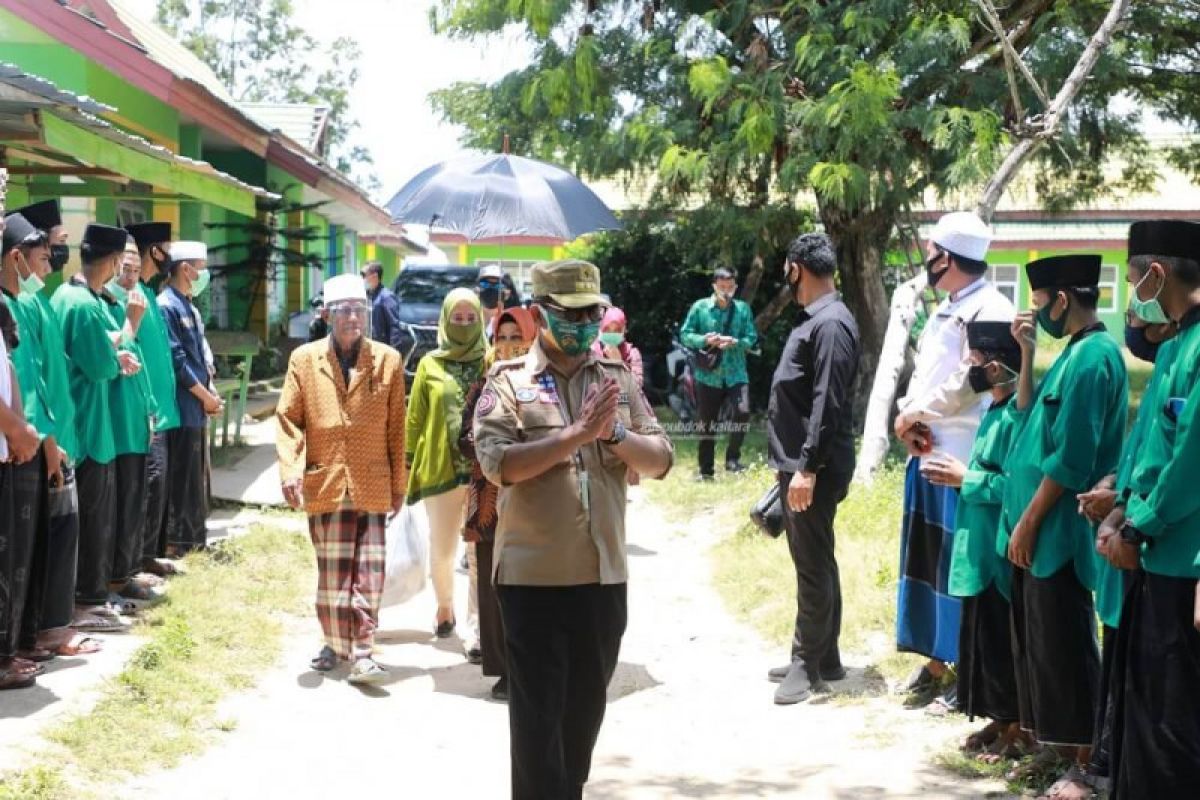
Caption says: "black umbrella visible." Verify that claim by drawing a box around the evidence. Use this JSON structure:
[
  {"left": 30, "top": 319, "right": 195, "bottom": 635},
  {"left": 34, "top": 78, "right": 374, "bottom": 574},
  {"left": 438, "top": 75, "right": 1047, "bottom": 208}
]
[{"left": 385, "top": 153, "right": 622, "bottom": 241}]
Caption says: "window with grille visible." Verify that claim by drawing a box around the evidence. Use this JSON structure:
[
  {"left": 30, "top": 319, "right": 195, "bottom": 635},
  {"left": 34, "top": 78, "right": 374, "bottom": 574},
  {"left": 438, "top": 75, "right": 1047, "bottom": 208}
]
[
  {"left": 1098, "top": 264, "right": 1119, "bottom": 312},
  {"left": 987, "top": 264, "right": 1020, "bottom": 305}
]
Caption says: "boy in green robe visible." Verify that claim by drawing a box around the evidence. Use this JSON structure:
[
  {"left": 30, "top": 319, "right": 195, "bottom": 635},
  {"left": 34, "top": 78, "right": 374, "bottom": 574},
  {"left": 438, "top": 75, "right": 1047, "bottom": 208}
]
[
  {"left": 51, "top": 224, "right": 143, "bottom": 618},
  {"left": 1000, "top": 254, "right": 1128, "bottom": 779},
  {"left": 124, "top": 222, "right": 180, "bottom": 575},
  {"left": 923, "top": 320, "right": 1025, "bottom": 760},
  {"left": 1099, "top": 220, "right": 1200, "bottom": 798}
]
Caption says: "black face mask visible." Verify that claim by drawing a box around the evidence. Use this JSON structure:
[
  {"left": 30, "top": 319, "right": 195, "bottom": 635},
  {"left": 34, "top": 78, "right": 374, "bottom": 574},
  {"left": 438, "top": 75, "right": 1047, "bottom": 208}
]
[
  {"left": 926, "top": 250, "right": 949, "bottom": 289},
  {"left": 1125, "top": 323, "right": 1161, "bottom": 364},
  {"left": 967, "top": 365, "right": 992, "bottom": 393},
  {"left": 479, "top": 287, "right": 501, "bottom": 309},
  {"left": 49, "top": 244, "right": 70, "bottom": 272}
]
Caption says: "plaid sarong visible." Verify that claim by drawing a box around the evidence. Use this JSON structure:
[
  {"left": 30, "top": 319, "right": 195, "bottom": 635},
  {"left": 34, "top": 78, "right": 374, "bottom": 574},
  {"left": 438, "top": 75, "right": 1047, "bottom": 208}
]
[{"left": 308, "top": 498, "right": 386, "bottom": 661}]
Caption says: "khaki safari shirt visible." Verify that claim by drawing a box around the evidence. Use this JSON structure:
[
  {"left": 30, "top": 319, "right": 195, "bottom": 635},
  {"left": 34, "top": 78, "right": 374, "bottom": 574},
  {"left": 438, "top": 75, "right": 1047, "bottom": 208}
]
[{"left": 474, "top": 339, "right": 673, "bottom": 586}]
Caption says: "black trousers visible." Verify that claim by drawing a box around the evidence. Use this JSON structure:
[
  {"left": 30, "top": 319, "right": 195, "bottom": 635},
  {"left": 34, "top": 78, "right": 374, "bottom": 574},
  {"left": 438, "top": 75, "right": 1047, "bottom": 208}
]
[
  {"left": 1111, "top": 570, "right": 1200, "bottom": 799},
  {"left": 1, "top": 454, "right": 43, "bottom": 657},
  {"left": 956, "top": 584, "right": 1018, "bottom": 724},
  {"left": 41, "top": 466, "right": 79, "bottom": 631},
  {"left": 1011, "top": 564, "right": 1100, "bottom": 746},
  {"left": 0, "top": 464, "right": 13, "bottom": 658},
  {"left": 498, "top": 583, "right": 627, "bottom": 800},
  {"left": 696, "top": 382, "right": 749, "bottom": 476},
  {"left": 1089, "top": 625, "right": 1118, "bottom": 778},
  {"left": 17, "top": 450, "right": 48, "bottom": 651},
  {"left": 166, "top": 427, "right": 208, "bottom": 553},
  {"left": 112, "top": 453, "right": 148, "bottom": 583},
  {"left": 75, "top": 458, "right": 116, "bottom": 606},
  {"left": 476, "top": 541, "right": 507, "bottom": 679},
  {"left": 142, "top": 431, "right": 169, "bottom": 561},
  {"left": 779, "top": 470, "right": 849, "bottom": 674}
]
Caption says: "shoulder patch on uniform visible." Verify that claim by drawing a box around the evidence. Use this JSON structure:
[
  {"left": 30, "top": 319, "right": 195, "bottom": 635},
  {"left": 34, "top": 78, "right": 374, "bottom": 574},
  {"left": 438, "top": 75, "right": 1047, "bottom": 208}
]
[{"left": 476, "top": 388, "right": 499, "bottom": 418}]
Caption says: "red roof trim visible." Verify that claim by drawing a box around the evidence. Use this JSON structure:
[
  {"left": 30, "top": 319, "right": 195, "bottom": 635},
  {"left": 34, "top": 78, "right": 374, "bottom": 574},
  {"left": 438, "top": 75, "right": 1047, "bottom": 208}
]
[{"left": 917, "top": 209, "right": 1200, "bottom": 223}]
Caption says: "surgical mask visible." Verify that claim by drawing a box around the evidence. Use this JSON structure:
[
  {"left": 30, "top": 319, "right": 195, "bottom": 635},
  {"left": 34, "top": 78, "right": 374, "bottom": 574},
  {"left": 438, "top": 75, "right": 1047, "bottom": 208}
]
[
  {"left": 1129, "top": 269, "right": 1169, "bottom": 325},
  {"left": 925, "top": 250, "right": 949, "bottom": 289},
  {"left": 545, "top": 314, "right": 600, "bottom": 357},
  {"left": 479, "top": 287, "right": 501, "bottom": 309},
  {"left": 18, "top": 270, "right": 45, "bottom": 297},
  {"left": 191, "top": 268, "right": 211, "bottom": 296},
  {"left": 599, "top": 331, "right": 624, "bottom": 347},
  {"left": 49, "top": 244, "right": 70, "bottom": 272},
  {"left": 106, "top": 278, "right": 128, "bottom": 302},
  {"left": 1125, "top": 323, "right": 1161, "bottom": 364},
  {"left": 1037, "top": 295, "right": 1068, "bottom": 339}
]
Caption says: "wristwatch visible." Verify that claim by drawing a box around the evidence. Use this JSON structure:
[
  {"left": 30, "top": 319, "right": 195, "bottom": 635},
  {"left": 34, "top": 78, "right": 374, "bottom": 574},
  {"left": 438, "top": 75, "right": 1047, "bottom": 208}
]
[
  {"left": 1119, "top": 522, "right": 1152, "bottom": 549},
  {"left": 602, "top": 420, "right": 627, "bottom": 446}
]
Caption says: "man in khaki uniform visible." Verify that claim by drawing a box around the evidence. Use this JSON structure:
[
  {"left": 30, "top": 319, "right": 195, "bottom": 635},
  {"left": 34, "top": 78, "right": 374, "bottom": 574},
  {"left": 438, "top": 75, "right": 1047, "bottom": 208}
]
[{"left": 475, "top": 259, "right": 673, "bottom": 800}]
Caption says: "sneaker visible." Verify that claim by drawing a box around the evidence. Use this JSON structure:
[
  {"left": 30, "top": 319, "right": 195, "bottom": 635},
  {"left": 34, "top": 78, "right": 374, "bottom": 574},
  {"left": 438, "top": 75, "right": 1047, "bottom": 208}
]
[
  {"left": 774, "top": 662, "right": 827, "bottom": 705},
  {"left": 768, "top": 662, "right": 847, "bottom": 683},
  {"left": 348, "top": 658, "right": 388, "bottom": 685},
  {"left": 466, "top": 646, "right": 483, "bottom": 665},
  {"left": 725, "top": 461, "right": 748, "bottom": 474},
  {"left": 490, "top": 676, "right": 509, "bottom": 701}
]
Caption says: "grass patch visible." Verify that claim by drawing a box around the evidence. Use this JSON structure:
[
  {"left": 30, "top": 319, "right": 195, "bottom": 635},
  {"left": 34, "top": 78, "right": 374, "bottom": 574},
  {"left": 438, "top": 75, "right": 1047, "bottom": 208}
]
[{"left": 0, "top": 524, "right": 313, "bottom": 798}]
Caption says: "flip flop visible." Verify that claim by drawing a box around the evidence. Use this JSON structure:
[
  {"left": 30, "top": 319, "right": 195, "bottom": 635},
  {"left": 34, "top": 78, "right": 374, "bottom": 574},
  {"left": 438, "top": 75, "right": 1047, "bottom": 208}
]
[
  {"left": 16, "top": 647, "right": 56, "bottom": 663},
  {"left": 55, "top": 634, "right": 103, "bottom": 656},
  {"left": 72, "top": 614, "right": 131, "bottom": 633},
  {"left": 310, "top": 646, "right": 338, "bottom": 672},
  {"left": 12, "top": 658, "right": 45, "bottom": 678},
  {"left": 0, "top": 670, "right": 36, "bottom": 690},
  {"left": 348, "top": 659, "right": 388, "bottom": 685}
]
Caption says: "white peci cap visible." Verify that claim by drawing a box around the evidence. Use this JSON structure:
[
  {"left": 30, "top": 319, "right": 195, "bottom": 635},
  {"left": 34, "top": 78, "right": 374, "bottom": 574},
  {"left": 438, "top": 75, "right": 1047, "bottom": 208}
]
[
  {"left": 479, "top": 263, "right": 503, "bottom": 280},
  {"left": 169, "top": 240, "right": 207, "bottom": 261},
  {"left": 929, "top": 211, "right": 992, "bottom": 261},
  {"left": 323, "top": 273, "right": 368, "bottom": 305}
]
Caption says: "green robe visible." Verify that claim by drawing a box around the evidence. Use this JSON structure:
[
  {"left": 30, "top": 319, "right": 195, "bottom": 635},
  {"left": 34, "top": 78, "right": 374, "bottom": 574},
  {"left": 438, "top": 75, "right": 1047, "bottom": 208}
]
[
  {"left": 998, "top": 328, "right": 1129, "bottom": 588},
  {"left": 949, "top": 396, "right": 1022, "bottom": 600},
  {"left": 107, "top": 297, "right": 156, "bottom": 456},
  {"left": 135, "top": 282, "right": 180, "bottom": 432},
  {"left": 50, "top": 281, "right": 121, "bottom": 465},
  {"left": 1094, "top": 338, "right": 1179, "bottom": 627},
  {"left": 3, "top": 289, "right": 54, "bottom": 439},
  {"left": 1126, "top": 312, "right": 1200, "bottom": 579},
  {"left": 34, "top": 292, "right": 79, "bottom": 462}
]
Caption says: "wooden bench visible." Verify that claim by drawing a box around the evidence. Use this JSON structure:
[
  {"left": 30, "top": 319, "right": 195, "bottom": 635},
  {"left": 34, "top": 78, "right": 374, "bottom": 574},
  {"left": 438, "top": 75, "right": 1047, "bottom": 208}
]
[{"left": 206, "top": 331, "right": 261, "bottom": 447}]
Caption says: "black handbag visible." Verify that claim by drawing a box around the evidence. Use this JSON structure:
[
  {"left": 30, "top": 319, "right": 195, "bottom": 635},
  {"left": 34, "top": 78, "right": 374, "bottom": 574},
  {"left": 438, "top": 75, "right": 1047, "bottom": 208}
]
[
  {"left": 689, "top": 299, "right": 738, "bottom": 373},
  {"left": 749, "top": 482, "right": 785, "bottom": 538}
]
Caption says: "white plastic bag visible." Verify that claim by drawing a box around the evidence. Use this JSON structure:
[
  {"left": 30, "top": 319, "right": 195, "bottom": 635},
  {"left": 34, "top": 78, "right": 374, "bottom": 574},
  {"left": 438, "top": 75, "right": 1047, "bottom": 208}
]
[{"left": 381, "top": 503, "right": 429, "bottom": 608}]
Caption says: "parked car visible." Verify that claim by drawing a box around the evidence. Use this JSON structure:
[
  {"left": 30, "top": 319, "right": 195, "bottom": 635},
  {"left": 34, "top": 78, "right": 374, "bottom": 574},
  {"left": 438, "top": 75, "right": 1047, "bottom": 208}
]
[{"left": 393, "top": 265, "right": 479, "bottom": 384}]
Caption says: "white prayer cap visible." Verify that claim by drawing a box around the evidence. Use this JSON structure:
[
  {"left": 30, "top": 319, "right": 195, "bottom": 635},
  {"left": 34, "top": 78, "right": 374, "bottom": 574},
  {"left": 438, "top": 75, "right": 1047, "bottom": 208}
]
[
  {"left": 169, "top": 241, "right": 207, "bottom": 262},
  {"left": 479, "top": 263, "right": 503, "bottom": 279},
  {"left": 930, "top": 211, "right": 992, "bottom": 261},
  {"left": 323, "top": 274, "right": 368, "bottom": 305}
]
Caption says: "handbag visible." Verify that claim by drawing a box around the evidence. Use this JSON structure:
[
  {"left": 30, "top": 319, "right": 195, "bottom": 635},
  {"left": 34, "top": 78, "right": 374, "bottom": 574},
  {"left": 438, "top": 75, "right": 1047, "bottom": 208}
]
[
  {"left": 689, "top": 299, "right": 738, "bottom": 373},
  {"left": 749, "top": 482, "right": 785, "bottom": 538}
]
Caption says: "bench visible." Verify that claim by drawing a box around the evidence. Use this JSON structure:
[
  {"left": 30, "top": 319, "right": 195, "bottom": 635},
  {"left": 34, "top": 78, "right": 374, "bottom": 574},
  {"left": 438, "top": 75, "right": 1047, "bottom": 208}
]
[{"left": 206, "top": 331, "right": 261, "bottom": 447}]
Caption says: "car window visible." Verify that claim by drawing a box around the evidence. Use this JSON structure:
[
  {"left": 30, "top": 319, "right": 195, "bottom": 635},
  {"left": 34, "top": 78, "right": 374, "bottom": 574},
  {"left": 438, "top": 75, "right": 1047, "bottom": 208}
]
[{"left": 394, "top": 269, "right": 477, "bottom": 303}]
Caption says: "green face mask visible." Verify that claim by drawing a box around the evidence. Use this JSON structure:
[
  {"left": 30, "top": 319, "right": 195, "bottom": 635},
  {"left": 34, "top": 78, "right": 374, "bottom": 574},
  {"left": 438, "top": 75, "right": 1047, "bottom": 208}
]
[
  {"left": 1129, "top": 268, "right": 1170, "bottom": 325},
  {"left": 546, "top": 314, "right": 600, "bottom": 357},
  {"left": 599, "top": 331, "right": 624, "bottom": 347},
  {"left": 446, "top": 321, "right": 478, "bottom": 345},
  {"left": 191, "top": 267, "right": 211, "bottom": 296},
  {"left": 1036, "top": 294, "right": 1069, "bottom": 339}
]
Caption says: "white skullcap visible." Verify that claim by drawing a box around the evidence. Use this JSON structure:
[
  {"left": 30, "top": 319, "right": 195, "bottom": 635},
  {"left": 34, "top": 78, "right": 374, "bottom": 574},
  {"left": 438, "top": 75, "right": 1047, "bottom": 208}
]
[
  {"left": 323, "top": 274, "right": 368, "bottom": 305},
  {"left": 169, "top": 241, "right": 207, "bottom": 261},
  {"left": 930, "top": 211, "right": 992, "bottom": 261},
  {"left": 479, "top": 263, "right": 503, "bottom": 279}
]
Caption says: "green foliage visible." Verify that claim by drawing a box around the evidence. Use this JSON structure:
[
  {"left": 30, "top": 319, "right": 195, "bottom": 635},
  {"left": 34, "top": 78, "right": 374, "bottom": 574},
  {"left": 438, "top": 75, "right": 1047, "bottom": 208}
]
[{"left": 155, "top": 0, "right": 376, "bottom": 190}]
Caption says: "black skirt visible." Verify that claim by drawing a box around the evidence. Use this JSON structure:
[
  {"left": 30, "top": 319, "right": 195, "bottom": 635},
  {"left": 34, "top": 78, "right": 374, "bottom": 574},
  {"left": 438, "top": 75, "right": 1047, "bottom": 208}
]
[
  {"left": 1111, "top": 570, "right": 1200, "bottom": 799},
  {"left": 1011, "top": 564, "right": 1101, "bottom": 746},
  {"left": 956, "top": 583, "right": 1018, "bottom": 723}
]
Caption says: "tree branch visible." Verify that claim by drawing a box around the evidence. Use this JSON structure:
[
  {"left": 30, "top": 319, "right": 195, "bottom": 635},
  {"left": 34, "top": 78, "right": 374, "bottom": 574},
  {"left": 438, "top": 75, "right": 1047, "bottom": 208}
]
[{"left": 974, "top": 0, "right": 1050, "bottom": 107}]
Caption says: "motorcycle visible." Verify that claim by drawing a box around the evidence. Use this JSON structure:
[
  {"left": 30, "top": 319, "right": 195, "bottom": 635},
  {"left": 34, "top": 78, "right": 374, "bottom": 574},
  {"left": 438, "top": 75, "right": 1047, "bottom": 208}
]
[{"left": 665, "top": 331, "right": 698, "bottom": 423}]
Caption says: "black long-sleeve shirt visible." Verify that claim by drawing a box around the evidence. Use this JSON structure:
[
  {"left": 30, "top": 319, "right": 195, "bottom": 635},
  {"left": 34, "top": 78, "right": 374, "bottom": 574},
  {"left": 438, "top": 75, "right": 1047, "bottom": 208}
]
[
  {"left": 767, "top": 291, "right": 859, "bottom": 475},
  {"left": 368, "top": 285, "right": 405, "bottom": 351}
]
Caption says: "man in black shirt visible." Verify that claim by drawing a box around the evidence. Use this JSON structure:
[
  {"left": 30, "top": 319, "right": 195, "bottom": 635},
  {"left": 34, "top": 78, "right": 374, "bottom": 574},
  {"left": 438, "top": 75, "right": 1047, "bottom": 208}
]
[
  {"left": 361, "top": 261, "right": 405, "bottom": 351},
  {"left": 766, "top": 233, "right": 860, "bottom": 705}
]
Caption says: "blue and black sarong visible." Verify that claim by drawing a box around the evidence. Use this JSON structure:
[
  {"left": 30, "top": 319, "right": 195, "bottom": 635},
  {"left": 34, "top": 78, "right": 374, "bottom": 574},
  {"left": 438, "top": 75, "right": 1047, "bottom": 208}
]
[{"left": 896, "top": 458, "right": 960, "bottom": 663}]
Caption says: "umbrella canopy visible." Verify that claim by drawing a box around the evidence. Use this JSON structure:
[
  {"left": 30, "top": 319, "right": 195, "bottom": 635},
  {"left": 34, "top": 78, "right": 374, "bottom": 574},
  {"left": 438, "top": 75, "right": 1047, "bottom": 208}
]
[{"left": 385, "top": 153, "right": 622, "bottom": 242}]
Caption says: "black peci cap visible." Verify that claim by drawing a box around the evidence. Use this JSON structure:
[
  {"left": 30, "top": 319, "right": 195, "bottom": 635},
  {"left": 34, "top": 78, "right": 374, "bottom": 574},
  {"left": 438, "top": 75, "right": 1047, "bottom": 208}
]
[
  {"left": 12, "top": 200, "right": 61, "bottom": 232},
  {"left": 1128, "top": 220, "right": 1200, "bottom": 261},
  {"left": 967, "top": 320, "right": 1019, "bottom": 354},
  {"left": 125, "top": 222, "right": 172, "bottom": 251},
  {"left": 81, "top": 223, "right": 130, "bottom": 261},
  {"left": 1025, "top": 254, "right": 1101, "bottom": 292}
]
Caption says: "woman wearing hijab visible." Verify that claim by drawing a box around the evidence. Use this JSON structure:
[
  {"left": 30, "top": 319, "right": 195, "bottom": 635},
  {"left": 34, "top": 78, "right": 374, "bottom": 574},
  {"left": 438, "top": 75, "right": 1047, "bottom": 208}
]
[
  {"left": 593, "top": 306, "right": 643, "bottom": 386},
  {"left": 407, "top": 288, "right": 488, "bottom": 637},
  {"left": 458, "top": 307, "right": 536, "bottom": 699}
]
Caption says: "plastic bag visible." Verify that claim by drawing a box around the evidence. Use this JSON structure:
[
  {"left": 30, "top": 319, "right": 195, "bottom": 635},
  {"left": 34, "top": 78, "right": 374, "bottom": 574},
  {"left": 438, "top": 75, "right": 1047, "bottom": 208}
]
[{"left": 381, "top": 503, "right": 429, "bottom": 608}]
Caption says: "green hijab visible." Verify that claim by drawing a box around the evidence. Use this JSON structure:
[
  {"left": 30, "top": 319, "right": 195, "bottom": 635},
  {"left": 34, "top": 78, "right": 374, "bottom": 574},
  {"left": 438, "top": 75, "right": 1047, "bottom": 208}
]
[{"left": 430, "top": 287, "right": 487, "bottom": 363}]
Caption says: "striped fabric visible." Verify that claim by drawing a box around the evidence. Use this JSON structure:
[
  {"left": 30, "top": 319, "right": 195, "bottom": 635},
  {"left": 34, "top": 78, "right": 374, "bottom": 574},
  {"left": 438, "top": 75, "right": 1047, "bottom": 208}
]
[
  {"left": 896, "top": 458, "right": 962, "bottom": 663},
  {"left": 308, "top": 498, "right": 386, "bottom": 660}
]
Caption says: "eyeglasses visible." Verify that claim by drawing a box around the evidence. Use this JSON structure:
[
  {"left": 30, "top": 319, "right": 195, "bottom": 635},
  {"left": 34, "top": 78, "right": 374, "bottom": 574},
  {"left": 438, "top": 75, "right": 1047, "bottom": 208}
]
[
  {"left": 329, "top": 304, "right": 369, "bottom": 318},
  {"left": 541, "top": 302, "right": 605, "bottom": 323}
]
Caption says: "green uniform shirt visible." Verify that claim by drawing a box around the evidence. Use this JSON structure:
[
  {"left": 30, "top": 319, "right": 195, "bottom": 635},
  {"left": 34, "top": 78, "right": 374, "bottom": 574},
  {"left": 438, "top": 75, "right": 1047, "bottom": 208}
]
[
  {"left": 998, "top": 328, "right": 1129, "bottom": 588},
  {"left": 949, "top": 396, "right": 1022, "bottom": 600},
  {"left": 3, "top": 289, "right": 54, "bottom": 439},
  {"left": 135, "top": 282, "right": 180, "bottom": 432},
  {"left": 34, "top": 292, "right": 79, "bottom": 462},
  {"left": 107, "top": 296, "right": 156, "bottom": 456},
  {"left": 679, "top": 295, "right": 758, "bottom": 388},
  {"left": 1126, "top": 309, "right": 1200, "bottom": 579},
  {"left": 51, "top": 281, "right": 121, "bottom": 465}
]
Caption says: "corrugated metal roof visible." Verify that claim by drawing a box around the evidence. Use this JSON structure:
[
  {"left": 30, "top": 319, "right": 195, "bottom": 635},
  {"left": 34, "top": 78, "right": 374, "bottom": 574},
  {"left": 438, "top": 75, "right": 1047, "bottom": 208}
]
[
  {"left": 239, "top": 102, "right": 330, "bottom": 153},
  {"left": 0, "top": 62, "right": 114, "bottom": 115}
]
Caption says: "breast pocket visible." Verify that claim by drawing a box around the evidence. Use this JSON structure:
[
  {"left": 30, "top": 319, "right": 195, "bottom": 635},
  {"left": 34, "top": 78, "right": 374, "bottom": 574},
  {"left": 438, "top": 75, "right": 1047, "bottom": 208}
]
[
  {"left": 518, "top": 403, "right": 565, "bottom": 443},
  {"left": 1040, "top": 394, "right": 1062, "bottom": 451}
]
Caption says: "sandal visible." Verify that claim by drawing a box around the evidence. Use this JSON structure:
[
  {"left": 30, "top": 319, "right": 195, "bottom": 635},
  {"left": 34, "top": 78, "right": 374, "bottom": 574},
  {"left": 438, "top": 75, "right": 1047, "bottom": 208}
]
[
  {"left": 72, "top": 614, "right": 130, "bottom": 633},
  {"left": 1007, "top": 748, "right": 1067, "bottom": 783},
  {"left": 12, "top": 658, "right": 44, "bottom": 678},
  {"left": 16, "top": 647, "right": 56, "bottom": 663},
  {"left": 55, "top": 634, "right": 103, "bottom": 656},
  {"left": 961, "top": 719, "right": 1005, "bottom": 753},
  {"left": 0, "top": 669, "right": 36, "bottom": 691},
  {"left": 348, "top": 658, "right": 388, "bottom": 685},
  {"left": 310, "top": 646, "right": 338, "bottom": 672}
]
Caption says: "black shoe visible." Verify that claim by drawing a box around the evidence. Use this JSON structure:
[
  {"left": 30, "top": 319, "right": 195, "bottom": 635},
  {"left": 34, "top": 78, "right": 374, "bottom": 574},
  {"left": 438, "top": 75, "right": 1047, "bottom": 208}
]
[
  {"left": 466, "top": 647, "right": 483, "bottom": 665},
  {"left": 725, "top": 460, "right": 748, "bottom": 474},
  {"left": 774, "top": 662, "right": 826, "bottom": 705},
  {"left": 902, "top": 663, "right": 936, "bottom": 693},
  {"left": 435, "top": 620, "right": 456, "bottom": 639},
  {"left": 695, "top": 473, "right": 715, "bottom": 482},
  {"left": 310, "top": 645, "right": 337, "bottom": 672},
  {"left": 490, "top": 676, "right": 509, "bottom": 701}
]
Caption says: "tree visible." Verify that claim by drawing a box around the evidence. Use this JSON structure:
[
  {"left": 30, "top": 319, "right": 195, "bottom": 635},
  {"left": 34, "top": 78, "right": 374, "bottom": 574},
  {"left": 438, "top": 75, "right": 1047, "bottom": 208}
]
[
  {"left": 156, "top": 0, "right": 377, "bottom": 191},
  {"left": 429, "top": 0, "right": 1192, "bottom": 417}
]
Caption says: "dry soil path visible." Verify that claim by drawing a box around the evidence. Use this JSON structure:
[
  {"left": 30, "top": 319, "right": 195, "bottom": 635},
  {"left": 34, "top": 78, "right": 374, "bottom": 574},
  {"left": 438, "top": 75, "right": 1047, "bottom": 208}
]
[{"left": 117, "top": 491, "right": 1010, "bottom": 799}]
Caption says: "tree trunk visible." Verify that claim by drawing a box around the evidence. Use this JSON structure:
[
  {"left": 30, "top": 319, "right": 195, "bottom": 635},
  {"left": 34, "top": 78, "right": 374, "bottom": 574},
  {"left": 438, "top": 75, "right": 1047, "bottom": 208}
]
[{"left": 819, "top": 203, "right": 894, "bottom": 426}]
